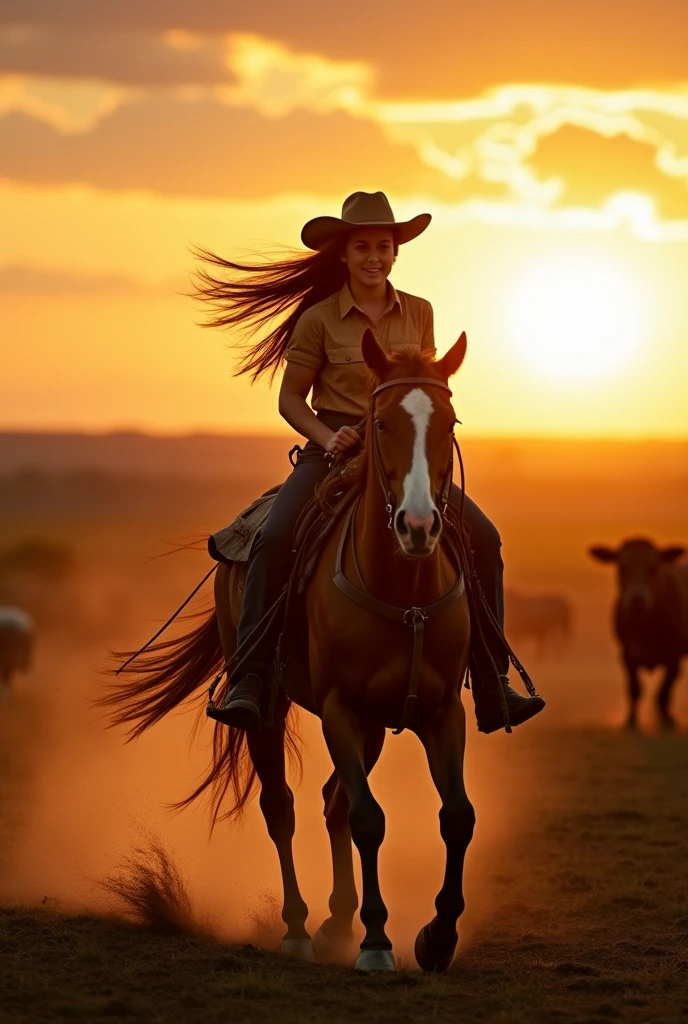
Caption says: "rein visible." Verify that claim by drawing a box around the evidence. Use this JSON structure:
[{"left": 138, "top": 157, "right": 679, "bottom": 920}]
[{"left": 334, "top": 375, "right": 465, "bottom": 734}]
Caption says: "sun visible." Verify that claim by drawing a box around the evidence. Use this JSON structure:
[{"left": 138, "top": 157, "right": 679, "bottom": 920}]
[{"left": 506, "top": 256, "right": 646, "bottom": 381}]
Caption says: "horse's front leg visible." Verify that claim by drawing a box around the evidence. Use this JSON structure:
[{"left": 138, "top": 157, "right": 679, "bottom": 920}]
[
  {"left": 321, "top": 697, "right": 394, "bottom": 972},
  {"left": 247, "top": 719, "right": 312, "bottom": 959},
  {"left": 413, "top": 699, "right": 475, "bottom": 972},
  {"left": 315, "top": 726, "right": 386, "bottom": 961}
]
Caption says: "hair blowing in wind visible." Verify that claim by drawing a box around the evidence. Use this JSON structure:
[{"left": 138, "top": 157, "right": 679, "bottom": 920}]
[{"left": 190, "top": 244, "right": 350, "bottom": 382}]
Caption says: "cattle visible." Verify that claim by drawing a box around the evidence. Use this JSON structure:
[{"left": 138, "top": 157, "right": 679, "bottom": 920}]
[
  {"left": 589, "top": 538, "right": 688, "bottom": 729},
  {"left": 0, "top": 607, "right": 34, "bottom": 699},
  {"left": 504, "top": 588, "right": 573, "bottom": 656}
]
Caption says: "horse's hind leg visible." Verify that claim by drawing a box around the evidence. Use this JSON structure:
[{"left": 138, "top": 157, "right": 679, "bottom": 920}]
[
  {"left": 413, "top": 700, "right": 475, "bottom": 973},
  {"left": 321, "top": 699, "right": 394, "bottom": 972},
  {"left": 216, "top": 567, "right": 311, "bottom": 956},
  {"left": 247, "top": 720, "right": 312, "bottom": 960},
  {"left": 315, "top": 726, "right": 386, "bottom": 961}
]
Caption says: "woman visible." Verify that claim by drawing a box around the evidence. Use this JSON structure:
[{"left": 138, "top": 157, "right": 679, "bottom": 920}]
[{"left": 195, "top": 191, "right": 544, "bottom": 734}]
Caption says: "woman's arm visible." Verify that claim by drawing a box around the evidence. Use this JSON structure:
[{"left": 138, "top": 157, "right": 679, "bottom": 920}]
[{"left": 279, "top": 363, "right": 360, "bottom": 454}]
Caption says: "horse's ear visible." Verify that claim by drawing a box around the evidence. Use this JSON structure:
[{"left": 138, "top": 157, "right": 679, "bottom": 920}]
[
  {"left": 589, "top": 545, "right": 618, "bottom": 563},
  {"left": 660, "top": 545, "right": 686, "bottom": 563},
  {"left": 361, "top": 328, "right": 390, "bottom": 379},
  {"left": 435, "top": 332, "right": 467, "bottom": 379}
]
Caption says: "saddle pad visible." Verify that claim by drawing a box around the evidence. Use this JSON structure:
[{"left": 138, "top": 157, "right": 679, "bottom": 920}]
[{"left": 208, "top": 485, "right": 280, "bottom": 565}]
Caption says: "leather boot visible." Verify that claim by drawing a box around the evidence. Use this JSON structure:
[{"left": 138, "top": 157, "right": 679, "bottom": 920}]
[
  {"left": 473, "top": 674, "right": 545, "bottom": 734},
  {"left": 206, "top": 673, "right": 263, "bottom": 730}
]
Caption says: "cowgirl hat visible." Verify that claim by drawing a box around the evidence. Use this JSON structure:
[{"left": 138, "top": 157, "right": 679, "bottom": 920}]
[{"left": 301, "top": 191, "right": 431, "bottom": 251}]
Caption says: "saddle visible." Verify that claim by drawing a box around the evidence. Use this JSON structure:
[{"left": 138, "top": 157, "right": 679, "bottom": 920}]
[
  {"left": 208, "top": 485, "right": 280, "bottom": 566},
  {"left": 207, "top": 438, "right": 365, "bottom": 568}
]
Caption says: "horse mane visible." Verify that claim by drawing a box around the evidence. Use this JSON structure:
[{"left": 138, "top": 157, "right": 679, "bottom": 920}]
[{"left": 316, "top": 347, "right": 443, "bottom": 513}]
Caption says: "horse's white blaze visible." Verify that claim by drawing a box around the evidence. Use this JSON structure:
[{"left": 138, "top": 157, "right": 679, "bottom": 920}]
[{"left": 399, "top": 388, "right": 435, "bottom": 519}]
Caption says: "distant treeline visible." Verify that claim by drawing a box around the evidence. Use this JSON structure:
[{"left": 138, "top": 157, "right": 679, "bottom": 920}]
[
  {"left": 0, "top": 462, "right": 685, "bottom": 530},
  {"left": 0, "top": 470, "right": 264, "bottom": 523},
  {"left": 1, "top": 431, "right": 687, "bottom": 484}
]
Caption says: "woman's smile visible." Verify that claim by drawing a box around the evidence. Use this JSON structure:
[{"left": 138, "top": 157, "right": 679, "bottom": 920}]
[{"left": 341, "top": 227, "right": 396, "bottom": 291}]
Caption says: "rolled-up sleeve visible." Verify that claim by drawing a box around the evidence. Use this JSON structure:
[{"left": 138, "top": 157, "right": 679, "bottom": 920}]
[
  {"left": 285, "top": 310, "right": 324, "bottom": 370},
  {"left": 420, "top": 300, "right": 436, "bottom": 357}
]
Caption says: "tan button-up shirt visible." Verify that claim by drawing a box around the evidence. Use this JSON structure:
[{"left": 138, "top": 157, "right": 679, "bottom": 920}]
[{"left": 285, "top": 282, "right": 436, "bottom": 418}]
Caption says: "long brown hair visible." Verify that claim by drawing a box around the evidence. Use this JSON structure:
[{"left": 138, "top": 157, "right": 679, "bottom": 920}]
[{"left": 191, "top": 232, "right": 399, "bottom": 383}]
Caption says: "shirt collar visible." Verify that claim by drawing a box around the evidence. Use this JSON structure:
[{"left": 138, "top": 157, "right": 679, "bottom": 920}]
[{"left": 338, "top": 281, "right": 402, "bottom": 320}]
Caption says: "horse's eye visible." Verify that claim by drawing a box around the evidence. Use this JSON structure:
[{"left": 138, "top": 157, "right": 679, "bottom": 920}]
[{"left": 375, "top": 419, "right": 386, "bottom": 431}]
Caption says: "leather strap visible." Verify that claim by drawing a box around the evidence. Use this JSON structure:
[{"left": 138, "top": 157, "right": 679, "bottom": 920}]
[
  {"left": 333, "top": 498, "right": 465, "bottom": 733},
  {"left": 372, "top": 377, "right": 452, "bottom": 398}
]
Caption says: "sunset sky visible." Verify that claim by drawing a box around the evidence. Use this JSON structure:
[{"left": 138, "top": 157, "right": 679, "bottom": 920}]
[{"left": 1, "top": 2, "right": 688, "bottom": 437}]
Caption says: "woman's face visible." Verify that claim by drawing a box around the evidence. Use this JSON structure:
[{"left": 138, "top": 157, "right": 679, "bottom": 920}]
[{"left": 341, "top": 227, "right": 396, "bottom": 290}]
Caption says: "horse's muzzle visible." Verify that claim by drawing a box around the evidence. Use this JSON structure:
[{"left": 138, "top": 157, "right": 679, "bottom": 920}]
[{"left": 395, "top": 508, "right": 442, "bottom": 556}]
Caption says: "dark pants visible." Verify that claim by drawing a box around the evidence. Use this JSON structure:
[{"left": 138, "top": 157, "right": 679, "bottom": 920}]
[{"left": 235, "top": 439, "right": 507, "bottom": 683}]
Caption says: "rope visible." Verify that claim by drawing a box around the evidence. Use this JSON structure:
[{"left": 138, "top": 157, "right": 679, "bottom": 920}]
[{"left": 116, "top": 564, "right": 218, "bottom": 675}]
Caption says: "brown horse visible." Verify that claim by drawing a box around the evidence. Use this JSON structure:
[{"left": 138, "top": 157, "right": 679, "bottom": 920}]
[{"left": 103, "top": 330, "right": 473, "bottom": 972}]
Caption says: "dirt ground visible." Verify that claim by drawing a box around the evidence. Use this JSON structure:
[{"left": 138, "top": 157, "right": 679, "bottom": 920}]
[
  {"left": 2, "top": 727, "right": 688, "bottom": 1023},
  {"left": 1, "top": 442, "right": 687, "bottom": 1022}
]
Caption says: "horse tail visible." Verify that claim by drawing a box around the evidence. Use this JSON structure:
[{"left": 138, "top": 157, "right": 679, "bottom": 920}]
[
  {"left": 173, "top": 703, "right": 302, "bottom": 828},
  {"left": 101, "top": 577, "right": 303, "bottom": 827},
  {"left": 99, "top": 607, "right": 223, "bottom": 740}
]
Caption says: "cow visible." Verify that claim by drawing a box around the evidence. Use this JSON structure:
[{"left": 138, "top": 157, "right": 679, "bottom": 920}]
[
  {"left": 504, "top": 588, "right": 573, "bottom": 657},
  {"left": 589, "top": 538, "right": 688, "bottom": 729},
  {"left": 0, "top": 607, "right": 34, "bottom": 699}
]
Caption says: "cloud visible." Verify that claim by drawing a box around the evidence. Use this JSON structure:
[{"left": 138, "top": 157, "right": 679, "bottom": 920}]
[
  {"left": 3, "top": 2, "right": 688, "bottom": 97},
  {"left": 0, "top": 99, "right": 479, "bottom": 201},
  {"left": 0, "top": 76, "right": 128, "bottom": 133},
  {"left": 0, "top": 32, "right": 376, "bottom": 132},
  {"left": 528, "top": 126, "right": 688, "bottom": 220},
  {"left": 219, "top": 33, "right": 372, "bottom": 117},
  {"left": 375, "top": 85, "right": 688, "bottom": 214},
  {"left": 2, "top": 27, "right": 688, "bottom": 230},
  {"left": 0, "top": 25, "right": 231, "bottom": 85},
  {"left": 0, "top": 265, "right": 176, "bottom": 294}
]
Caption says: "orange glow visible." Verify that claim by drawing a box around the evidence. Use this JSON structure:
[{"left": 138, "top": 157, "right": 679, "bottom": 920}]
[{"left": 1, "top": 27, "right": 688, "bottom": 439}]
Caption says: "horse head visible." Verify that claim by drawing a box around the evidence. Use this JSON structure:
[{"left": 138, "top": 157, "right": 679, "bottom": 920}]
[{"left": 361, "top": 328, "right": 467, "bottom": 557}]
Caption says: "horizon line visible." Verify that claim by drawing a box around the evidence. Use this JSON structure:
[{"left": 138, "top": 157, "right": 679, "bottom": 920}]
[{"left": 1, "top": 426, "right": 688, "bottom": 444}]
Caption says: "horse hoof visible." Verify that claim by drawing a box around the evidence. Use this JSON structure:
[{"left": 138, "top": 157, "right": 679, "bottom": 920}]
[
  {"left": 414, "top": 923, "right": 458, "bottom": 973},
  {"left": 355, "top": 948, "right": 396, "bottom": 972},
  {"left": 280, "top": 938, "right": 315, "bottom": 962},
  {"left": 313, "top": 925, "right": 354, "bottom": 962}
]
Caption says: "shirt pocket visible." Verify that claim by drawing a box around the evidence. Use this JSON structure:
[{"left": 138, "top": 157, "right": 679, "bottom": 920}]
[
  {"left": 325, "top": 345, "right": 368, "bottom": 398},
  {"left": 326, "top": 345, "right": 365, "bottom": 366}
]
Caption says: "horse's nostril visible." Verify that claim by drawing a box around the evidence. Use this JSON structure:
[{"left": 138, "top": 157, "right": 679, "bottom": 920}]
[
  {"left": 429, "top": 511, "right": 442, "bottom": 538},
  {"left": 395, "top": 510, "right": 409, "bottom": 535}
]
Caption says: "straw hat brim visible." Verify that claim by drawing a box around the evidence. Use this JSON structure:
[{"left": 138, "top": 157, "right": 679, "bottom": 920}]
[{"left": 301, "top": 212, "right": 431, "bottom": 252}]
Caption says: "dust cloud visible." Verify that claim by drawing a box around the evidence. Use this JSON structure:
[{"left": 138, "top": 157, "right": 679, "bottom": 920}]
[{"left": 1, "top": 438, "right": 686, "bottom": 962}]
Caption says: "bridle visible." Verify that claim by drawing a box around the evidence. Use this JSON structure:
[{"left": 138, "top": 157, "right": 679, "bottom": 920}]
[
  {"left": 333, "top": 374, "right": 466, "bottom": 735},
  {"left": 369, "top": 376, "right": 456, "bottom": 530}
]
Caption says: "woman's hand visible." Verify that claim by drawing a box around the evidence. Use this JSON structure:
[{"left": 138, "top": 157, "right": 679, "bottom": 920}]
[{"left": 325, "top": 426, "right": 362, "bottom": 454}]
